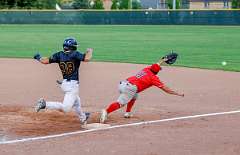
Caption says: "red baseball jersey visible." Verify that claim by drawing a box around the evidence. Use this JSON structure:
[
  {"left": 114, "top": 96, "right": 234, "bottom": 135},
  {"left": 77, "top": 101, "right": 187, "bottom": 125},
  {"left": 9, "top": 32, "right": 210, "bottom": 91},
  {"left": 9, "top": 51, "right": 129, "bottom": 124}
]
[{"left": 127, "top": 64, "right": 164, "bottom": 93}]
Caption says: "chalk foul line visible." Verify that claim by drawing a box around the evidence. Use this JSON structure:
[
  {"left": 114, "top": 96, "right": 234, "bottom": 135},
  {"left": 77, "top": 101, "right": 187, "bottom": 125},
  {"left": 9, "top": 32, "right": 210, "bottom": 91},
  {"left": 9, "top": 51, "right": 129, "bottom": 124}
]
[{"left": 1, "top": 109, "right": 240, "bottom": 145}]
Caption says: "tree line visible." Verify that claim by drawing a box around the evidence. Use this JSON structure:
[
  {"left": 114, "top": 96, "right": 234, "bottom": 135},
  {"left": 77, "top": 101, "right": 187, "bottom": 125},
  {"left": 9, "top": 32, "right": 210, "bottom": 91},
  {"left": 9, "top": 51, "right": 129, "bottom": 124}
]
[
  {"left": 0, "top": 0, "right": 141, "bottom": 9},
  {"left": 0, "top": 0, "right": 239, "bottom": 9},
  {"left": 0, "top": 0, "right": 58, "bottom": 9}
]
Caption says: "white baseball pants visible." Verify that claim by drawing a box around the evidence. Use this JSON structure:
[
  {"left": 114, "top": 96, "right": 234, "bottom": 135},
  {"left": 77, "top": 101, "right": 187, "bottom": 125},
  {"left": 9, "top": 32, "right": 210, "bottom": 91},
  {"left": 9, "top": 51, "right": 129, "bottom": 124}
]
[
  {"left": 117, "top": 80, "right": 138, "bottom": 106},
  {"left": 45, "top": 79, "right": 86, "bottom": 122}
]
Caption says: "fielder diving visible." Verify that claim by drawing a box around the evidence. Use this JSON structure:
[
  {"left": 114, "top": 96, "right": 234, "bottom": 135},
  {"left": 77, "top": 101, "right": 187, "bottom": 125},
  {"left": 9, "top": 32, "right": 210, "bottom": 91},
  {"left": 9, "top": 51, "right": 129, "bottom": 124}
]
[
  {"left": 100, "top": 52, "right": 184, "bottom": 123},
  {"left": 34, "top": 37, "right": 93, "bottom": 125}
]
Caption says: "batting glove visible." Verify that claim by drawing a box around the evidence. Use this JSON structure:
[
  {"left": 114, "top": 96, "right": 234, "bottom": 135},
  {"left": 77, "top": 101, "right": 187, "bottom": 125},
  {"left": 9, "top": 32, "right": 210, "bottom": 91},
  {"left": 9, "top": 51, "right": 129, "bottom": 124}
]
[{"left": 33, "top": 53, "right": 42, "bottom": 61}]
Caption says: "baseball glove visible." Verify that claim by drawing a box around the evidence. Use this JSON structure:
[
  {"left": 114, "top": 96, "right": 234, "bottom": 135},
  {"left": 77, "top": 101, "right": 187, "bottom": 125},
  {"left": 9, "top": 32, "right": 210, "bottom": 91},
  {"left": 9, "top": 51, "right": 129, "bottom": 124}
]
[{"left": 162, "top": 52, "right": 178, "bottom": 65}]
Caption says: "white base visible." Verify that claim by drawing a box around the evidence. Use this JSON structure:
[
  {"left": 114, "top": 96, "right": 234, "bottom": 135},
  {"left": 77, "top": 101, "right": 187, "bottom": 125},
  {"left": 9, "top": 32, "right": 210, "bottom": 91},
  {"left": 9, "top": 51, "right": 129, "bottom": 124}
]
[{"left": 82, "top": 123, "right": 111, "bottom": 130}]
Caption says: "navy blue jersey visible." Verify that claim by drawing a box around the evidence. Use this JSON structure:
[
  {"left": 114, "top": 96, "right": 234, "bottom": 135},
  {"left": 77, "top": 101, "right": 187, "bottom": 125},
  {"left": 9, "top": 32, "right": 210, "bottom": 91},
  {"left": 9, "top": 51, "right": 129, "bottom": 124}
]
[{"left": 49, "top": 51, "right": 85, "bottom": 81}]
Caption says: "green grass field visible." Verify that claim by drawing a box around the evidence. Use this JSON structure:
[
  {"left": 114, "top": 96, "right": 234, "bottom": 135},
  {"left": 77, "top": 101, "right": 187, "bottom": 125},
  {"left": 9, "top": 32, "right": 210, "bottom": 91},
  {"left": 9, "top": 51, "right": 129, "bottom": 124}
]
[{"left": 0, "top": 25, "right": 239, "bottom": 71}]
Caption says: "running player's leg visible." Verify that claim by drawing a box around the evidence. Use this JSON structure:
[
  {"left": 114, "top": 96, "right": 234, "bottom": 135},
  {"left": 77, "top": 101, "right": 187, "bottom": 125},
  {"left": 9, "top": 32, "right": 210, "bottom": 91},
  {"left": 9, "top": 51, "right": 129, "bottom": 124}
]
[
  {"left": 126, "top": 99, "right": 136, "bottom": 113},
  {"left": 62, "top": 92, "right": 77, "bottom": 112},
  {"left": 36, "top": 80, "right": 79, "bottom": 112},
  {"left": 45, "top": 92, "right": 76, "bottom": 112},
  {"left": 101, "top": 92, "right": 134, "bottom": 123},
  {"left": 46, "top": 101, "right": 64, "bottom": 110},
  {"left": 106, "top": 92, "right": 134, "bottom": 114},
  {"left": 126, "top": 93, "right": 138, "bottom": 113},
  {"left": 103, "top": 81, "right": 137, "bottom": 114},
  {"left": 73, "top": 96, "right": 87, "bottom": 123},
  {"left": 106, "top": 81, "right": 134, "bottom": 114},
  {"left": 100, "top": 81, "right": 137, "bottom": 123},
  {"left": 35, "top": 98, "right": 64, "bottom": 112},
  {"left": 124, "top": 93, "right": 138, "bottom": 118},
  {"left": 59, "top": 80, "right": 79, "bottom": 113},
  {"left": 105, "top": 101, "right": 121, "bottom": 114}
]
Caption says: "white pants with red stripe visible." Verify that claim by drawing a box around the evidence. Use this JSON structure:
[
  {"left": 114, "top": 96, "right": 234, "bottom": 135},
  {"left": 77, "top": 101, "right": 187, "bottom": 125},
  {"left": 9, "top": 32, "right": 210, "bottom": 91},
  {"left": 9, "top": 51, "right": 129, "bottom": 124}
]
[{"left": 117, "top": 80, "right": 138, "bottom": 106}]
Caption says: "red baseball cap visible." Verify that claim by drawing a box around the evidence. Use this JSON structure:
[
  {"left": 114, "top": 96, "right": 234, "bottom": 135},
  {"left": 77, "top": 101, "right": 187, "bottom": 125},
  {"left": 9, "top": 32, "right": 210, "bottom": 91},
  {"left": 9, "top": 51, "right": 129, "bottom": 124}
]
[{"left": 150, "top": 64, "right": 161, "bottom": 74}]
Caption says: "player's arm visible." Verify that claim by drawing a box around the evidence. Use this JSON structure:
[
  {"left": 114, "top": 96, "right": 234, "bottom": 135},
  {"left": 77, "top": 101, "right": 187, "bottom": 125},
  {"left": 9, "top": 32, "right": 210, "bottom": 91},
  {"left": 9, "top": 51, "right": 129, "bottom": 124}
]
[
  {"left": 160, "top": 86, "right": 184, "bottom": 97},
  {"left": 33, "top": 53, "right": 49, "bottom": 64},
  {"left": 39, "top": 57, "right": 50, "bottom": 64},
  {"left": 157, "top": 57, "right": 168, "bottom": 66},
  {"left": 84, "top": 48, "right": 93, "bottom": 62},
  {"left": 152, "top": 77, "right": 184, "bottom": 97}
]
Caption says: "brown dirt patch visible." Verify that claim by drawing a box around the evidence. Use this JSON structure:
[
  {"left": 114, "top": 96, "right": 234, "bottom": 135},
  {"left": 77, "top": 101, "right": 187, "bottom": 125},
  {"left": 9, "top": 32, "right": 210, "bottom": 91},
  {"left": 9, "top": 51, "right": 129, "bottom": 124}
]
[
  {"left": 0, "top": 104, "right": 178, "bottom": 140},
  {"left": 0, "top": 105, "right": 81, "bottom": 138}
]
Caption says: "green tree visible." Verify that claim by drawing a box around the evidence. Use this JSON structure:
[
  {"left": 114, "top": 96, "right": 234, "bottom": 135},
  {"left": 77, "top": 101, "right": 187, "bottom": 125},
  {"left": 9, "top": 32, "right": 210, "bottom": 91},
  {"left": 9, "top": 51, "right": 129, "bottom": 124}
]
[
  {"left": 92, "top": 0, "right": 104, "bottom": 9},
  {"left": 72, "top": 0, "right": 89, "bottom": 9},
  {"left": 0, "top": 0, "right": 17, "bottom": 8},
  {"left": 111, "top": 0, "right": 119, "bottom": 9},
  {"left": 167, "top": 0, "right": 181, "bottom": 9},
  {"left": 59, "top": 0, "right": 73, "bottom": 4},
  {"left": 112, "top": 0, "right": 137, "bottom": 10},
  {"left": 232, "top": 0, "right": 240, "bottom": 8},
  {"left": 0, "top": 0, "right": 58, "bottom": 9},
  {"left": 132, "top": 0, "right": 141, "bottom": 9},
  {"left": 119, "top": 0, "right": 129, "bottom": 9},
  {"left": 34, "top": 0, "right": 57, "bottom": 9},
  {"left": 0, "top": 0, "right": 7, "bottom": 9},
  {"left": 17, "top": 0, "right": 36, "bottom": 9}
]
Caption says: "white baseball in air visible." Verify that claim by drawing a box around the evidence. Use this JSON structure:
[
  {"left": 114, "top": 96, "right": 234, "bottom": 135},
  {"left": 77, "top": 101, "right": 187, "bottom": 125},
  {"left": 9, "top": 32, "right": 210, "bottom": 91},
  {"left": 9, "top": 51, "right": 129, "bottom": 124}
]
[{"left": 221, "top": 61, "right": 227, "bottom": 66}]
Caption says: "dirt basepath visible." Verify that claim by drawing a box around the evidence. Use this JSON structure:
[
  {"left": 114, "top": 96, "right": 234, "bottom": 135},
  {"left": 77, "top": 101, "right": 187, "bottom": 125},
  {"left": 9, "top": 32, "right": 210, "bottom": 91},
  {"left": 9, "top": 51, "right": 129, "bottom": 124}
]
[{"left": 0, "top": 58, "right": 240, "bottom": 155}]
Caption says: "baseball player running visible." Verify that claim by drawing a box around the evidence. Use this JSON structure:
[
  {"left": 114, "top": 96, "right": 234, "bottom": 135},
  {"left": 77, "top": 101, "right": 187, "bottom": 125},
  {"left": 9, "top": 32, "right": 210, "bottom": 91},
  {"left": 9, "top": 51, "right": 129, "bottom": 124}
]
[
  {"left": 100, "top": 53, "right": 184, "bottom": 123},
  {"left": 34, "top": 37, "right": 93, "bottom": 125}
]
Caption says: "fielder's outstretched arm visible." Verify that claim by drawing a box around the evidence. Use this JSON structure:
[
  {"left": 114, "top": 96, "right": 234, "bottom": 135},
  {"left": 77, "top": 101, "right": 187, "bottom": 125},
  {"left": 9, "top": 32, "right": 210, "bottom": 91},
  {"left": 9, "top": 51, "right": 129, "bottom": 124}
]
[
  {"left": 161, "top": 86, "right": 184, "bottom": 97},
  {"left": 157, "top": 57, "right": 168, "bottom": 66}
]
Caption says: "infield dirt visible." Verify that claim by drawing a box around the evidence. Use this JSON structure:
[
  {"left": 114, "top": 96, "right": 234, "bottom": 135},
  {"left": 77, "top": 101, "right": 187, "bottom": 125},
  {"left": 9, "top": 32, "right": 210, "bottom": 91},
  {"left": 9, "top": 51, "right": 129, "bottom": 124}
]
[{"left": 0, "top": 58, "right": 240, "bottom": 155}]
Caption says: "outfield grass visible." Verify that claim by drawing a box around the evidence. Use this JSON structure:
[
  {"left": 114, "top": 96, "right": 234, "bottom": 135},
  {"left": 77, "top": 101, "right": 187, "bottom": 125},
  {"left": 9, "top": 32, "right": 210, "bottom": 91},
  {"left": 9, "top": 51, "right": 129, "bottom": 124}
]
[{"left": 0, "top": 25, "right": 239, "bottom": 71}]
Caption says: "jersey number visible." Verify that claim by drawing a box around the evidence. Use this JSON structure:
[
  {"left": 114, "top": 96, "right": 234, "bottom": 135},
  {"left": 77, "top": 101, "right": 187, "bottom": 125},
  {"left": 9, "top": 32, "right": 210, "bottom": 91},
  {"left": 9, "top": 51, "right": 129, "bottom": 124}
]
[
  {"left": 59, "top": 62, "right": 75, "bottom": 76},
  {"left": 136, "top": 71, "right": 146, "bottom": 79}
]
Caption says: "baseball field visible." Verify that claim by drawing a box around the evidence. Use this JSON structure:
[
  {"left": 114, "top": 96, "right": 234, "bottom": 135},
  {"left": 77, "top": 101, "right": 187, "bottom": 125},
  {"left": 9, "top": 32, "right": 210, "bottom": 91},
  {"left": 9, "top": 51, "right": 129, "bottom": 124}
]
[
  {"left": 0, "top": 25, "right": 240, "bottom": 71},
  {"left": 0, "top": 25, "right": 240, "bottom": 155}
]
